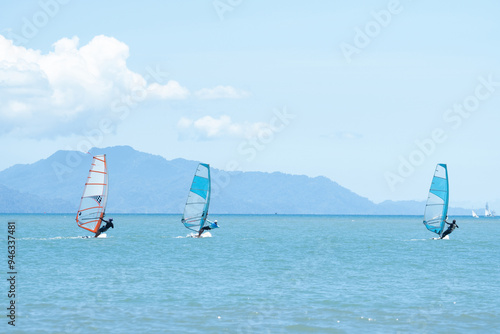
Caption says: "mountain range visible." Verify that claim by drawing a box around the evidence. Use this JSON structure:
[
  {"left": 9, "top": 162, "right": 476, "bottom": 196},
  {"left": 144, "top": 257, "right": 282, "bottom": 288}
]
[{"left": 0, "top": 145, "right": 470, "bottom": 215}]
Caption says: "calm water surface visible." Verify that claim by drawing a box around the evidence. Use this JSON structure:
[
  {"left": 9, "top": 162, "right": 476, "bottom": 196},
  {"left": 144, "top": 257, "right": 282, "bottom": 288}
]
[{"left": 1, "top": 214, "right": 499, "bottom": 333}]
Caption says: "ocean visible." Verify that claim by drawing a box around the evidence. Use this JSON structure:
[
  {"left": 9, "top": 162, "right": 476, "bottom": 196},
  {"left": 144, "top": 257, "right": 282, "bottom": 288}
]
[{"left": 1, "top": 214, "right": 499, "bottom": 333}]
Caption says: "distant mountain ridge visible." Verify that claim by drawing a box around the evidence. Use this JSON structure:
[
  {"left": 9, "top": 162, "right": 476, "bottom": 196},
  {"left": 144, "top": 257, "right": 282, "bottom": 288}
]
[
  {"left": 0, "top": 183, "right": 72, "bottom": 213},
  {"left": 0, "top": 145, "right": 470, "bottom": 215}
]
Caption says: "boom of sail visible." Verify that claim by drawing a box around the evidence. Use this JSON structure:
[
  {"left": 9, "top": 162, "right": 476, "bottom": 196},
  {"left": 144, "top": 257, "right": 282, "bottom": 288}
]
[
  {"left": 182, "top": 163, "right": 211, "bottom": 233},
  {"left": 423, "top": 164, "right": 449, "bottom": 236},
  {"left": 76, "top": 155, "right": 109, "bottom": 233}
]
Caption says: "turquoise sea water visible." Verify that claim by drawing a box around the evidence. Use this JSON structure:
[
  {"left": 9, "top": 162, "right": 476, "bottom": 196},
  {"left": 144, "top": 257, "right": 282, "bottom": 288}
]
[{"left": 1, "top": 214, "right": 499, "bottom": 333}]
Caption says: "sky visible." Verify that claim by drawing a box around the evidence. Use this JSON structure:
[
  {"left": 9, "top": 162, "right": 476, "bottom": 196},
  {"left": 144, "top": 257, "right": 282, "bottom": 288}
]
[{"left": 0, "top": 0, "right": 499, "bottom": 208}]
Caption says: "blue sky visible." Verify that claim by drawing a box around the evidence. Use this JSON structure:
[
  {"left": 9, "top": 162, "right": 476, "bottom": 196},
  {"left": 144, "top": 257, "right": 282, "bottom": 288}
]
[{"left": 1, "top": 0, "right": 499, "bottom": 208}]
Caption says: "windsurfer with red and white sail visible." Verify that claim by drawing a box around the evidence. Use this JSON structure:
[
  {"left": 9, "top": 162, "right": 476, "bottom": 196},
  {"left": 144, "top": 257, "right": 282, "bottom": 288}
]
[{"left": 95, "top": 217, "right": 114, "bottom": 237}]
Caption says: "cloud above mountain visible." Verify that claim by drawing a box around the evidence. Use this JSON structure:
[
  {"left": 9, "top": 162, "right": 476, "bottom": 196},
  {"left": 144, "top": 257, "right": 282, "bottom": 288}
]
[
  {"left": 0, "top": 35, "right": 245, "bottom": 139},
  {"left": 177, "top": 115, "right": 270, "bottom": 140},
  {"left": 0, "top": 34, "right": 191, "bottom": 138}
]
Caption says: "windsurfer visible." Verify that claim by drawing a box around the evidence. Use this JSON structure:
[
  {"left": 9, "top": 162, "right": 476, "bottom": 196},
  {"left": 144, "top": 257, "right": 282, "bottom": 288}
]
[
  {"left": 440, "top": 219, "right": 458, "bottom": 239},
  {"left": 197, "top": 220, "right": 218, "bottom": 237},
  {"left": 95, "top": 218, "right": 114, "bottom": 237}
]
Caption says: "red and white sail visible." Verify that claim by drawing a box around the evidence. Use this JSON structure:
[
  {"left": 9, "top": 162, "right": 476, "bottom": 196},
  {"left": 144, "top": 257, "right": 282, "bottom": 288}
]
[{"left": 76, "top": 155, "right": 109, "bottom": 233}]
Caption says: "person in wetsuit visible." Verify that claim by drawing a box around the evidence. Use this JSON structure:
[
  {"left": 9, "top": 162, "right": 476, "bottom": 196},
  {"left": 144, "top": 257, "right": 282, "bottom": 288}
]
[
  {"left": 197, "top": 220, "right": 218, "bottom": 238},
  {"left": 440, "top": 219, "right": 458, "bottom": 239},
  {"left": 95, "top": 218, "right": 114, "bottom": 237}
]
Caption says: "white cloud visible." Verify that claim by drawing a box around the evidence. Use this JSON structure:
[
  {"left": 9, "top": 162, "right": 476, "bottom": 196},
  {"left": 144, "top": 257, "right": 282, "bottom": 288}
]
[
  {"left": 177, "top": 115, "right": 270, "bottom": 140},
  {"left": 195, "top": 85, "right": 250, "bottom": 99},
  {"left": 0, "top": 34, "right": 189, "bottom": 137},
  {"left": 147, "top": 81, "right": 189, "bottom": 99},
  {"left": 177, "top": 117, "right": 193, "bottom": 129}
]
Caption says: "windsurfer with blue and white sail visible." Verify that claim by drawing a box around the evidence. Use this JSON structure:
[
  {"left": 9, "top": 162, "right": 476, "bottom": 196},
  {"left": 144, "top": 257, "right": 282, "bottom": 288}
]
[
  {"left": 197, "top": 219, "right": 219, "bottom": 237},
  {"left": 423, "top": 164, "right": 453, "bottom": 239},
  {"left": 181, "top": 163, "right": 220, "bottom": 238},
  {"left": 440, "top": 219, "right": 458, "bottom": 239}
]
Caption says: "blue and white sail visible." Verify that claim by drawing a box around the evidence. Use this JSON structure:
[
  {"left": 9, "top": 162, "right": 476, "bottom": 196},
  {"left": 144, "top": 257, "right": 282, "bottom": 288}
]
[
  {"left": 423, "top": 163, "right": 449, "bottom": 236},
  {"left": 182, "top": 163, "right": 211, "bottom": 233}
]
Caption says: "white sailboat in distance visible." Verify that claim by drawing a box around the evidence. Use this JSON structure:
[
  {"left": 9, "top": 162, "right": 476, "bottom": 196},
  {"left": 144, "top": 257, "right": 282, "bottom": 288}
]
[{"left": 485, "top": 203, "right": 494, "bottom": 217}]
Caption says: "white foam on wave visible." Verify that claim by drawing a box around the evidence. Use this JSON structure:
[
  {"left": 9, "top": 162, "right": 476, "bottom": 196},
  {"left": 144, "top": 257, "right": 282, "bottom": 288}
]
[
  {"left": 178, "top": 232, "right": 213, "bottom": 238},
  {"left": 19, "top": 236, "right": 86, "bottom": 240},
  {"left": 19, "top": 234, "right": 108, "bottom": 240},
  {"left": 431, "top": 235, "right": 449, "bottom": 240}
]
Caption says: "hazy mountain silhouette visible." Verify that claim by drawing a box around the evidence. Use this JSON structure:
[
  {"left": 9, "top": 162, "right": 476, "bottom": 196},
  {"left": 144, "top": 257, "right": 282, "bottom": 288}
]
[{"left": 0, "top": 145, "right": 469, "bottom": 215}]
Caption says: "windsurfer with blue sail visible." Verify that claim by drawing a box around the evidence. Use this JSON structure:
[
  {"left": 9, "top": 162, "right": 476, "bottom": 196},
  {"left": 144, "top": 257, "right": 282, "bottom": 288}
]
[
  {"left": 423, "top": 164, "right": 454, "bottom": 239},
  {"left": 197, "top": 219, "right": 219, "bottom": 237},
  {"left": 181, "top": 163, "right": 220, "bottom": 238},
  {"left": 440, "top": 219, "right": 458, "bottom": 239}
]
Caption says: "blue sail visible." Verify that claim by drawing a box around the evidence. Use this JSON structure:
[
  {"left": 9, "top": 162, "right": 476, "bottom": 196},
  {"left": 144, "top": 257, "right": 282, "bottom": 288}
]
[
  {"left": 182, "top": 163, "right": 211, "bottom": 232},
  {"left": 423, "top": 164, "right": 449, "bottom": 236}
]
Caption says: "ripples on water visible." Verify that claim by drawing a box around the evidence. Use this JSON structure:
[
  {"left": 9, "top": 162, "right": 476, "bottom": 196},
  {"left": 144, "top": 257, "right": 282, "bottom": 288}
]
[{"left": 2, "top": 214, "right": 499, "bottom": 333}]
